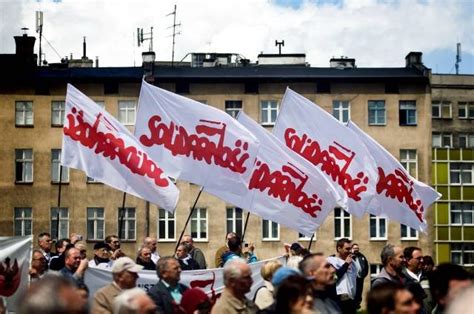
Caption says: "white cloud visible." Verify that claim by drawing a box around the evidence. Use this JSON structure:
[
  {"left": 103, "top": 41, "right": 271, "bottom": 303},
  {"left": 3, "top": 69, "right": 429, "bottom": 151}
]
[{"left": 0, "top": 0, "right": 471, "bottom": 68}]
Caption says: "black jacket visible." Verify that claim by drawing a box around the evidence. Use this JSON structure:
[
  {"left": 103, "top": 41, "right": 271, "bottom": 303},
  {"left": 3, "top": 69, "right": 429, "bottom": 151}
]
[{"left": 147, "top": 280, "right": 188, "bottom": 314}]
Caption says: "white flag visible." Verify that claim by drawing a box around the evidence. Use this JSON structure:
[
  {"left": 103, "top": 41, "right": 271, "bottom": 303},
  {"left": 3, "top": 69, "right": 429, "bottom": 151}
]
[
  {"left": 61, "top": 84, "right": 179, "bottom": 212},
  {"left": 232, "top": 112, "right": 341, "bottom": 236},
  {"left": 135, "top": 81, "right": 260, "bottom": 204},
  {"left": 348, "top": 121, "right": 441, "bottom": 232},
  {"left": 273, "top": 88, "right": 379, "bottom": 217}
]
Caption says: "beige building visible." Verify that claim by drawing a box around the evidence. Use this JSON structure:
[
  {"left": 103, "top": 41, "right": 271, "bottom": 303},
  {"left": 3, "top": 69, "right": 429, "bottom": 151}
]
[{"left": 1, "top": 35, "right": 435, "bottom": 284}]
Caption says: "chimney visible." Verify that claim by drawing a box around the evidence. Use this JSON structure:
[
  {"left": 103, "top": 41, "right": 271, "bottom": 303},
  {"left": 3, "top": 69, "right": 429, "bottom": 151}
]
[
  {"left": 142, "top": 51, "right": 156, "bottom": 82},
  {"left": 405, "top": 52, "right": 423, "bottom": 68},
  {"left": 14, "top": 34, "right": 36, "bottom": 56},
  {"left": 95, "top": 56, "right": 99, "bottom": 68},
  {"left": 82, "top": 36, "right": 87, "bottom": 59},
  {"left": 330, "top": 56, "right": 356, "bottom": 69}
]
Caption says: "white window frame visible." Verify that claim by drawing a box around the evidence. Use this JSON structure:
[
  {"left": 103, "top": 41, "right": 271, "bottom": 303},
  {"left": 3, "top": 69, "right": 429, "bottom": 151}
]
[
  {"left": 87, "top": 207, "right": 105, "bottom": 240},
  {"left": 51, "top": 101, "right": 65, "bottom": 126},
  {"left": 334, "top": 208, "right": 352, "bottom": 240},
  {"left": 400, "top": 149, "right": 418, "bottom": 179},
  {"left": 450, "top": 203, "right": 474, "bottom": 226},
  {"left": 369, "top": 214, "right": 387, "bottom": 240},
  {"left": 332, "top": 100, "right": 350, "bottom": 123},
  {"left": 432, "top": 133, "right": 442, "bottom": 148},
  {"left": 190, "top": 207, "right": 208, "bottom": 242},
  {"left": 370, "top": 264, "right": 383, "bottom": 281},
  {"left": 260, "top": 100, "right": 279, "bottom": 126},
  {"left": 262, "top": 219, "right": 280, "bottom": 241},
  {"left": 432, "top": 133, "right": 452, "bottom": 148},
  {"left": 118, "top": 101, "right": 136, "bottom": 126},
  {"left": 15, "top": 149, "right": 33, "bottom": 183},
  {"left": 118, "top": 207, "right": 136, "bottom": 240},
  {"left": 459, "top": 134, "right": 474, "bottom": 148},
  {"left": 225, "top": 100, "right": 242, "bottom": 118},
  {"left": 15, "top": 101, "right": 33, "bottom": 126},
  {"left": 399, "top": 101, "right": 417, "bottom": 126},
  {"left": 401, "top": 224, "right": 419, "bottom": 240},
  {"left": 432, "top": 101, "right": 452, "bottom": 119},
  {"left": 368, "top": 100, "right": 386, "bottom": 125},
  {"left": 451, "top": 243, "right": 474, "bottom": 266},
  {"left": 299, "top": 232, "right": 317, "bottom": 241},
  {"left": 458, "top": 102, "right": 474, "bottom": 119},
  {"left": 14, "top": 207, "right": 32, "bottom": 236},
  {"left": 158, "top": 208, "right": 176, "bottom": 242},
  {"left": 51, "top": 207, "right": 69, "bottom": 240},
  {"left": 51, "top": 149, "right": 69, "bottom": 183},
  {"left": 226, "top": 207, "right": 243, "bottom": 237},
  {"left": 450, "top": 163, "right": 474, "bottom": 185}
]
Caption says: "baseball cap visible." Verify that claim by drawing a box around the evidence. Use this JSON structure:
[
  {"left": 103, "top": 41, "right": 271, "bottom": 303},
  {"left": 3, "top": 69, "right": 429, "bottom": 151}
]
[
  {"left": 112, "top": 257, "right": 144, "bottom": 274},
  {"left": 271, "top": 267, "right": 301, "bottom": 287}
]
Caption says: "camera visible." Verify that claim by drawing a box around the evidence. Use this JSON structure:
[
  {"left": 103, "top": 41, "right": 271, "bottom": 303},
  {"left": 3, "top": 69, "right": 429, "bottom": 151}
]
[{"left": 244, "top": 242, "right": 249, "bottom": 248}]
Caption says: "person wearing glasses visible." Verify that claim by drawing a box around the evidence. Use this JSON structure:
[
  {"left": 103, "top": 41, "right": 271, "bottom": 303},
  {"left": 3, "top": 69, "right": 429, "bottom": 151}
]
[
  {"left": 105, "top": 234, "right": 126, "bottom": 260},
  {"left": 402, "top": 247, "right": 428, "bottom": 312}
]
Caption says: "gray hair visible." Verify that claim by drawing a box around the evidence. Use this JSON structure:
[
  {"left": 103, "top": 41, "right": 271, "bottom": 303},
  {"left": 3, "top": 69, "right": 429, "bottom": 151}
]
[
  {"left": 223, "top": 258, "right": 248, "bottom": 286},
  {"left": 156, "top": 256, "right": 178, "bottom": 279},
  {"left": 380, "top": 244, "right": 396, "bottom": 266},
  {"left": 113, "top": 288, "right": 148, "bottom": 314}
]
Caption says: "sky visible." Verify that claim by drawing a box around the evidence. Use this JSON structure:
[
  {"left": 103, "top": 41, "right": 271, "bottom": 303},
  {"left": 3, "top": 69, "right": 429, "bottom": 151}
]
[{"left": 0, "top": 0, "right": 473, "bottom": 74}]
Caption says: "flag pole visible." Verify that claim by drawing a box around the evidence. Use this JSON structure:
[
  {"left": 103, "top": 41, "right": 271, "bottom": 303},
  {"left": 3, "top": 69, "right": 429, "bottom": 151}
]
[
  {"left": 307, "top": 233, "right": 315, "bottom": 252},
  {"left": 55, "top": 165, "right": 63, "bottom": 240},
  {"left": 241, "top": 212, "right": 251, "bottom": 243},
  {"left": 175, "top": 186, "right": 204, "bottom": 253},
  {"left": 119, "top": 192, "right": 127, "bottom": 240}
]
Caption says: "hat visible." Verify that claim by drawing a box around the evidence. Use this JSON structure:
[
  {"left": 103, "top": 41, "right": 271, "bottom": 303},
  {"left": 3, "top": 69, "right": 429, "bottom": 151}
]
[
  {"left": 93, "top": 242, "right": 110, "bottom": 250},
  {"left": 290, "top": 242, "right": 303, "bottom": 252},
  {"left": 112, "top": 257, "right": 144, "bottom": 274},
  {"left": 271, "top": 267, "right": 301, "bottom": 287},
  {"left": 180, "top": 288, "right": 210, "bottom": 314}
]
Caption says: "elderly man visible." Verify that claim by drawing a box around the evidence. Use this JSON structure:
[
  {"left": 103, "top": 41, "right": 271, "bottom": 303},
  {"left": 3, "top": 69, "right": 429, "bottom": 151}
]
[
  {"left": 37, "top": 232, "right": 54, "bottom": 264},
  {"left": 299, "top": 252, "right": 341, "bottom": 313},
  {"left": 175, "top": 243, "right": 199, "bottom": 271},
  {"left": 136, "top": 246, "right": 156, "bottom": 271},
  {"left": 105, "top": 234, "right": 126, "bottom": 260},
  {"left": 59, "top": 247, "right": 89, "bottom": 289},
  {"left": 148, "top": 256, "right": 189, "bottom": 313},
  {"left": 182, "top": 234, "right": 207, "bottom": 269},
  {"left": 91, "top": 257, "right": 144, "bottom": 314},
  {"left": 215, "top": 232, "right": 236, "bottom": 268},
  {"left": 113, "top": 287, "right": 157, "bottom": 314},
  {"left": 143, "top": 236, "right": 160, "bottom": 264},
  {"left": 371, "top": 244, "right": 405, "bottom": 287},
  {"left": 29, "top": 249, "right": 48, "bottom": 281},
  {"left": 89, "top": 242, "right": 113, "bottom": 269},
  {"left": 211, "top": 258, "right": 258, "bottom": 314}
]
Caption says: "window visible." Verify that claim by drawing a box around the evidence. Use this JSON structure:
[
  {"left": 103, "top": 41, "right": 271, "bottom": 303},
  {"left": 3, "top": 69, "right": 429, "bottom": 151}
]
[
  {"left": 51, "top": 101, "right": 65, "bottom": 126},
  {"left": 451, "top": 243, "right": 474, "bottom": 266},
  {"left": 432, "top": 101, "right": 452, "bottom": 119},
  {"left": 458, "top": 102, "right": 474, "bottom": 119},
  {"left": 262, "top": 219, "right": 279, "bottom": 240},
  {"left": 225, "top": 100, "right": 242, "bottom": 118},
  {"left": 299, "top": 232, "right": 316, "bottom": 241},
  {"left": 399, "top": 101, "right": 417, "bottom": 126},
  {"left": 14, "top": 207, "right": 32, "bottom": 236},
  {"left": 118, "top": 207, "right": 136, "bottom": 240},
  {"left": 400, "top": 149, "right": 417, "bottom": 179},
  {"left": 334, "top": 208, "right": 351, "bottom": 239},
  {"left": 369, "top": 214, "right": 387, "bottom": 240},
  {"left": 368, "top": 100, "right": 386, "bottom": 125},
  {"left": 451, "top": 203, "right": 474, "bottom": 225},
  {"left": 158, "top": 208, "right": 176, "bottom": 241},
  {"left": 332, "top": 100, "right": 350, "bottom": 123},
  {"left": 459, "top": 134, "right": 474, "bottom": 148},
  {"left": 51, "top": 149, "right": 69, "bottom": 183},
  {"left": 226, "top": 207, "right": 243, "bottom": 237},
  {"left": 118, "top": 101, "right": 136, "bottom": 125},
  {"left": 87, "top": 176, "right": 101, "bottom": 183},
  {"left": 432, "top": 133, "right": 452, "bottom": 148},
  {"left": 190, "top": 208, "right": 207, "bottom": 241},
  {"left": 86, "top": 207, "right": 105, "bottom": 240},
  {"left": 51, "top": 207, "right": 69, "bottom": 240},
  {"left": 370, "top": 264, "right": 383, "bottom": 280},
  {"left": 15, "top": 101, "right": 33, "bottom": 126},
  {"left": 450, "top": 163, "right": 474, "bottom": 185},
  {"left": 260, "top": 100, "right": 278, "bottom": 125},
  {"left": 401, "top": 224, "right": 418, "bottom": 240},
  {"left": 15, "top": 149, "right": 33, "bottom": 183}
]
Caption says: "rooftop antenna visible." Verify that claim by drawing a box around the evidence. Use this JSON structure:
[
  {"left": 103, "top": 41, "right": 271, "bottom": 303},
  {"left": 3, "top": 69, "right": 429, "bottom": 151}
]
[
  {"left": 455, "top": 43, "right": 461, "bottom": 75},
  {"left": 167, "top": 4, "right": 181, "bottom": 67},
  {"left": 275, "top": 40, "right": 284, "bottom": 55},
  {"left": 137, "top": 27, "right": 153, "bottom": 52},
  {"left": 36, "top": 11, "right": 43, "bottom": 66}
]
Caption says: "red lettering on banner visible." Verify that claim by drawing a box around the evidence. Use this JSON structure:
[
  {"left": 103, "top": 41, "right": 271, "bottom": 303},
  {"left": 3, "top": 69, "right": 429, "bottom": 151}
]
[
  {"left": 376, "top": 167, "right": 424, "bottom": 222},
  {"left": 249, "top": 160, "right": 323, "bottom": 217},
  {"left": 63, "top": 108, "right": 169, "bottom": 187},
  {"left": 140, "top": 115, "right": 250, "bottom": 174},
  {"left": 284, "top": 128, "right": 369, "bottom": 201}
]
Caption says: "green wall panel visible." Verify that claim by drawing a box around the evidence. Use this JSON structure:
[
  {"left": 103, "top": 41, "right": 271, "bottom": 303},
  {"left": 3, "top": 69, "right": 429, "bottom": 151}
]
[
  {"left": 462, "top": 149, "right": 473, "bottom": 160},
  {"left": 435, "top": 163, "right": 448, "bottom": 184},
  {"left": 437, "top": 203, "right": 449, "bottom": 224},
  {"left": 464, "top": 227, "right": 474, "bottom": 241},
  {"left": 438, "top": 187, "right": 449, "bottom": 200},
  {"left": 450, "top": 150, "right": 460, "bottom": 160},
  {"left": 437, "top": 149, "right": 448, "bottom": 161},
  {"left": 436, "top": 243, "right": 450, "bottom": 264},
  {"left": 450, "top": 186, "right": 461, "bottom": 200},
  {"left": 464, "top": 187, "right": 474, "bottom": 200},
  {"left": 437, "top": 227, "right": 449, "bottom": 240},
  {"left": 451, "top": 227, "right": 462, "bottom": 240}
]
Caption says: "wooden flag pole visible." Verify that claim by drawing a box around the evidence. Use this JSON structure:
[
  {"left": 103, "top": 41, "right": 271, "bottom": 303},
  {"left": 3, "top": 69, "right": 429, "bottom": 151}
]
[
  {"left": 307, "top": 233, "right": 315, "bottom": 252},
  {"left": 118, "top": 192, "right": 127, "bottom": 240},
  {"left": 240, "top": 212, "right": 251, "bottom": 243},
  {"left": 175, "top": 186, "right": 204, "bottom": 253}
]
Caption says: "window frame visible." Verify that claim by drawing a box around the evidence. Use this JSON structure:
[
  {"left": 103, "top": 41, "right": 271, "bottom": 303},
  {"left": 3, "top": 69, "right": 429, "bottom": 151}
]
[
  {"left": 51, "top": 100, "right": 66, "bottom": 127},
  {"left": 260, "top": 100, "right": 279, "bottom": 126},
  {"left": 226, "top": 207, "right": 243, "bottom": 237},
  {"left": 369, "top": 214, "right": 388, "bottom": 240},
  {"left": 368, "top": 100, "right": 386, "bottom": 125},
  {"left": 14, "top": 207, "right": 32, "bottom": 236},
  {"left": 51, "top": 149, "right": 69, "bottom": 183},
  {"left": 15, "top": 149, "right": 33, "bottom": 183},
  {"left": 298, "top": 232, "right": 317, "bottom": 241},
  {"left": 158, "top": 208, "right": 176, "bottom": 242},
  {"left": 262, "top": 219, "right": 280, "bottom": 241},
  {"left": 451, "top": 243, "right": 474, "bottom": 266},
  {"left": 450, "top": 163, "right": 474, "bottom": 185},
  {"left": 334, "top": 207, "right": 352, "bottom": 240},
  {"left": 225, "top": 100, "right": 243, "bottom": 118},
  {"left": 117, "top": 207, "right": 136, "bottom": 241},
  {"left": 118, "top": 100, "right": 137, "bottom": 126},
  {"left": 401, "top": 224, "right": 419, "bottom": 240},
  {"left": 50, "top": 207, "right": 69, "bottom": 240},
  {"left": 400, "top": 149, "right": 418, "bottom": 179},
  {"left": 332, "top": 100, "right": 350, "bottom": 123},
  {"left": 87, "top": 207, "right": 105, "bottom": 241},
  {"left": 399, "top": 101, "right": 417, "bottom": 126},
  {"left": 432, "top": 101, "right": 452, "bottom": 119},
  {"left": 190, "top": 207, "right": 208, "bottom": 242},
  {"left": 15, "top": 101, "right": 34, "bottom": 127},
  {"left": 450, "top": 203, "right": 474, "bottom": 226},
  {"left": 459, "top": 134, "right": 474, "bottom": 148},
  {"left": 458, "top": 102, "right": 474, "bottom": 119}
]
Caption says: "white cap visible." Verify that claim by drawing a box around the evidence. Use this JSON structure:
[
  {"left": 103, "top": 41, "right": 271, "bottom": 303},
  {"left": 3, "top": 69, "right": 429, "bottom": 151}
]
[{"left": 112, "top": 257, "right": 144, "bottom": 274}]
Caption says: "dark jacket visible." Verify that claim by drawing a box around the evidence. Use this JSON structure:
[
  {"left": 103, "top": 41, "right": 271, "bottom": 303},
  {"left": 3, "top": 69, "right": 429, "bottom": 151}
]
[
  {"left": 353, "top": 252, "right": 369, "bottom": 279},
  {"left": 136, "top": 257, "right": 156, "bottom": 271},
  {"left": 178, "top": 256, "right": 200, "bottom": 271},
  {"left": 147, "top": 280, "right": 188, "bottom": 314}
]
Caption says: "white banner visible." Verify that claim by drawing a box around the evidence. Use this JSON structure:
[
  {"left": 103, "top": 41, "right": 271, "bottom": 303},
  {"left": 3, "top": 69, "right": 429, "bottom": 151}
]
[
  {"left": 348, "top": 121, "right": 441, "bottom": 232},
  {"left": 0, "top": 236, "right": 32, "bottom": 312},
  {"left": 231, "top": 112, "right": 342, "bottom": 236},
  {"left": 135, "top": 81, "right": 260, "bottom": 205},
  {"left": 273, "top": 88, "right": 379, "bottom": 217},
  {"left": 61, "top": 84, "right": 179, "bottom": 212},
  {"left": 85, "top": 256, "right": 285, "bottom": 304}
]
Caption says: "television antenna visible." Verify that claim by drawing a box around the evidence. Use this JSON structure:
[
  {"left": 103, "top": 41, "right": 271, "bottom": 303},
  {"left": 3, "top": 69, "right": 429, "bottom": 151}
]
[
  {"left": 455, "top": 43, "right": 461, "bottom": 75},
  {"left": 167, "top": 4, "right": 181, "bottom": 66},
  {"left": 36, "top": 11, "right": 43, "bottom": 66},
  {"left": 137, "top": 27, "right": 154, "bottom": 52}
]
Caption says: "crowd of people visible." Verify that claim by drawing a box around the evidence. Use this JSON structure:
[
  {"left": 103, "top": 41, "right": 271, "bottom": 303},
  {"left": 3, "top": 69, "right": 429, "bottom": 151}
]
[{"left": 6, "top": 231, "right": 472, "bottom": 314}]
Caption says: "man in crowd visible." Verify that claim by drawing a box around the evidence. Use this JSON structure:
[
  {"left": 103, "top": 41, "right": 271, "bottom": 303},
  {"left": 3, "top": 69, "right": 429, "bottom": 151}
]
[
  {"left": 371, "top": 244, "right": 405, "bottom": 287},
  {"left": 37, "top": 232, "right": 55, "bottom": 265},
  {"left": 59, "top": 247, "right": 89, "bottom": 289},
  {"left": 29, "top": 249, "right": 48, "bottom": 281},
  {"left": 327, "top": 238, "right": 358, "bottom": 313},
  {"left": 367, "top": 281, "right": 420, "bottom": 314},
  {"left": 175, "top": 243, "right": 200, "bottom": 270},
  {"left": 106, "top": 235, "right": 126, "bottom": 260},
  {"left": 148, "top": 256, "right": 189, "bottom": 313},
  {"left": 143, "top": 236, "right": 160, "bottom": 264},
  {"left": 91, "top": 257, "right": 144, "bottom": 314},
  {"left": 351, "top": 243, "right": 369, "bottom": 310},
  {"left": 402, "top": 246, "right": 428, "bottom": 310},
  {"left": 89, "top": 242, "right": 113, "bottom": 269},
  {"left": 136, "top": 246, "right": 156, "bottom": 271},
  {"left": 215, "top": 232, "right": 236, "bottom": 267},
  {"left": 211, "top": 258, "right": 258, "bottom": 314},
  {"left": 299, "top": 252, "right": 341, "bottom": 313},
  {"left": 49, "top": 238, "right": 73, "bottom": 271},
  {"left": 113, "top": 288, "right": 157, "bottom": 314},
  {"left": 182, "top": 234, "right": 207, "bottom": 269}
]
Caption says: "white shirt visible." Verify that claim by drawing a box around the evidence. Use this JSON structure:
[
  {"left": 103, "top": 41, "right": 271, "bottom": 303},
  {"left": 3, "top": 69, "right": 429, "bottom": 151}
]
[
  {"left": 88, "top": 259, "right": 113, "bottom": 269},
  {"left": 406, "top": 268, "right": 421, "bottom": 282},
  {"left": 151, "top": 252, "right": 160, "bottom": 264},
  {"left": 327, "top": 256, "right": 357, "bottom": 299}
]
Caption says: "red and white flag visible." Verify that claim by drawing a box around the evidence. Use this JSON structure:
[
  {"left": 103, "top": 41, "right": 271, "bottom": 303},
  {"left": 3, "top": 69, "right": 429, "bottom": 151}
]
[
  {"left": 134, "top": 81, "right": 260, "bottom": 205},
  {"left": 273, "top": 88, "right": 379, "bottom": 217},
  {"left": 61, "top": 84, "right": 179, "bottom": 212},
  {"left": 348, "top": 121, "right": 441, "bottom": 232},
  {"left": 234, "top": 112, "right": 342, "bottom": 236}
]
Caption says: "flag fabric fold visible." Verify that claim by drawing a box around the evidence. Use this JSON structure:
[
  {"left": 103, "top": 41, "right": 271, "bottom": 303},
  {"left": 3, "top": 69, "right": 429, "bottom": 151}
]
[{"left": 61, "top": 84, "right": 179, "bottom": 212}]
